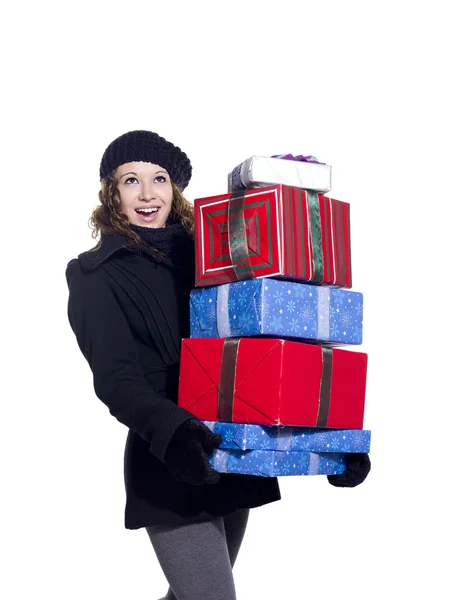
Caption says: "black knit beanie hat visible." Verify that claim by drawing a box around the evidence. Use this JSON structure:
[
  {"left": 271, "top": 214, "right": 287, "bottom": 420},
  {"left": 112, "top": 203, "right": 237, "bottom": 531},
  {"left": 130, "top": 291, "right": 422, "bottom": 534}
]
[{"left": 99, "top": 130, "right": 192, "bottom": 190}]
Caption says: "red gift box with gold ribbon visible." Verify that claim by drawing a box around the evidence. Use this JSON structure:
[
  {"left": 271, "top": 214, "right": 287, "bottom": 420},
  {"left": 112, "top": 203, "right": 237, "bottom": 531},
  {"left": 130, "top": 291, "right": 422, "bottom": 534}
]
[
  {"left": 178, "top": 338, "right": 367, "bottom": 429},
  {"left": 194, "top": 184, "right": 352, "bottom": 288}
]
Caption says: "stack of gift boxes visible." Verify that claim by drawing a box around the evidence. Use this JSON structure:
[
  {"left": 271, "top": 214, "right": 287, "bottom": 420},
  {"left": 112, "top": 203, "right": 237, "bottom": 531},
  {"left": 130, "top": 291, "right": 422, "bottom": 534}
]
[{"left": 178, "top": 154, "right": 370, "bottom": 478}]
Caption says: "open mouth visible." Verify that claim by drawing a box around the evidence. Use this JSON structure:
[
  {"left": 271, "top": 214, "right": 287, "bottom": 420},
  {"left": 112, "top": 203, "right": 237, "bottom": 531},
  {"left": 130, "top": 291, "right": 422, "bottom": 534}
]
[{"left": 135, "top": 207, "right": 160, "bottom": 222}]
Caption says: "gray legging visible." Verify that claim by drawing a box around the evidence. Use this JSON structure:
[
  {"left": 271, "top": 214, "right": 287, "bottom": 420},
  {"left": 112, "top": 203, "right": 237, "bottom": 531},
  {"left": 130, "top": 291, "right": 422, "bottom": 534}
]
[{"left": 146, "top": 508, "right": 250, "bottom": 600}]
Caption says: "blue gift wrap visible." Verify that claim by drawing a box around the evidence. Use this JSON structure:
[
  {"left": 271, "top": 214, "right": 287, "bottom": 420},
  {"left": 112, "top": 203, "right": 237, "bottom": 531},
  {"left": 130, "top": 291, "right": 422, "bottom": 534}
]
[
  {"left": 190, "top": 278, "right": 363, "bottom": 344},
  {"left": 203, "top": 421, "right": 371, "bottom": 453},
  {"left": 210, "top": 448, "right": 346, "bottom": 477}
]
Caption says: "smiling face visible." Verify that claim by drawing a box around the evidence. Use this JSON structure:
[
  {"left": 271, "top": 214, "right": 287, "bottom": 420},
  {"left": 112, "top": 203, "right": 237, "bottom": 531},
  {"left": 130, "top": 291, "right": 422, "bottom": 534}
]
[{"left": 115, "top": 161, "right": 174, "bottom": 228}]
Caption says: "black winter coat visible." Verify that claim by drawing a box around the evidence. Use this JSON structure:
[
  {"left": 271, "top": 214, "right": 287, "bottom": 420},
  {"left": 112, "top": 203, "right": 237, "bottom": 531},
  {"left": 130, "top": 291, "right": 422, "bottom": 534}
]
[{"left": 66, "top": 232, "right": 281, "bottom": 529}]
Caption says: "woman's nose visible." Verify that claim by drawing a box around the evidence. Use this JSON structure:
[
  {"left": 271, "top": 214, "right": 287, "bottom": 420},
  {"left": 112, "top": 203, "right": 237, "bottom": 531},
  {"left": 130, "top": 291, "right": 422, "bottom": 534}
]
[{"left": 140, "top": 182, "right": 155, "bottom": 200}]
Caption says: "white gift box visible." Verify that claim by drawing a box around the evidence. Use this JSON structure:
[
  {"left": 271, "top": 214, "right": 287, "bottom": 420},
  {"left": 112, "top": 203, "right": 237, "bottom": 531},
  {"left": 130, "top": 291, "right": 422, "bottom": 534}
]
[{"left": 228, "top": 155, "right": 332, "bottom": 193}]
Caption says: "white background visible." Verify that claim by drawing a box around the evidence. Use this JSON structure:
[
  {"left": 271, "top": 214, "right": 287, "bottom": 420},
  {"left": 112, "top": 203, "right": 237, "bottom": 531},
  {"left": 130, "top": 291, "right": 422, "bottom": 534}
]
[{"left": 2, "top": 1, "right": 448, "bottom": 599}]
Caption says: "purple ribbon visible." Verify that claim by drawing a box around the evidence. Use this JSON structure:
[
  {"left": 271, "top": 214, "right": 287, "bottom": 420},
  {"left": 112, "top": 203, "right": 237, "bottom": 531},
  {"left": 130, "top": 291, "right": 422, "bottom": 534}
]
[{"left": 271, "top": 154, "right": 325, "bottom": 165}]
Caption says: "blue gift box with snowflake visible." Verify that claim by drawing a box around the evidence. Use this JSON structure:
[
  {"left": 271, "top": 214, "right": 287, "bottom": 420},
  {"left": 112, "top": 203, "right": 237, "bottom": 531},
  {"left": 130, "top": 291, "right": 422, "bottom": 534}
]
[
  {"left": 209, "top": 448, "right": 346, "bottom": 477},
  {"left": 203, "top": 421, "right": 371, "bottom": 453},
  {"left": 190, "top": 278, "right": 363, "bottom": 344}
]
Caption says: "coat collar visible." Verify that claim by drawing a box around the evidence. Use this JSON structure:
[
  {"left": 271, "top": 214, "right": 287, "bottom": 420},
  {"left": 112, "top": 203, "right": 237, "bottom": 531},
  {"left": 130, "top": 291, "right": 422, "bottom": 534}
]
[{"left": 78, "top": 233, "right": 158, "bottom": 272}]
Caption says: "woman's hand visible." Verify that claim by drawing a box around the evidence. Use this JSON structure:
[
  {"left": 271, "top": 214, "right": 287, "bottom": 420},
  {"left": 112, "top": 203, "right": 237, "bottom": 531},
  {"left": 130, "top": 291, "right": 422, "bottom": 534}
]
[
  {"left": 164, "top": 419, "right": 223, "bottom": 486},
  {"left": 327, "top": 453, "right": 371, "bottom": 488}
]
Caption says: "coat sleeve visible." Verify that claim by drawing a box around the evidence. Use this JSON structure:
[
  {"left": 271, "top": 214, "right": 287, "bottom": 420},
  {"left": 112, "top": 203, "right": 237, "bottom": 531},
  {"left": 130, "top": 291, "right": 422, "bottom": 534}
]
[{"left": 65, "top": 258, "right": 195, "bottom": 463}]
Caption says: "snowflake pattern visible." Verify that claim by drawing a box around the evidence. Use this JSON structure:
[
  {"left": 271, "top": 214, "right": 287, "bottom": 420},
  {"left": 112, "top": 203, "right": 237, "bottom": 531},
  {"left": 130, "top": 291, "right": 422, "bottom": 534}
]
[
  {"left": 286, "top": 300, "right": 296, "bottom": 314},
  {"left": 330, "top": 322, "right": 341, "bottom": 338},
  {"left": 237, "top": 290, "right": 249, "bottom": 306},
  {"left": 194, "top": 294, "right": 206, "bottom": 309},
  {"left": 352, "top": 431, "right": 366, "bottom": 449},
  {"left": 289, "top": 318, "right": 300, "bottom": 332},
  {"left": 189, "top": 279, "right": 363, "bottom": 344},
  {"left": 224, "top": 430, "right": 235, "bottom": 444},
  {"left": 238, "top": 312, "right": 254, "bottom": 332},
  {"left": 202, "top": 421, "right": 371, "bottom": 453},
  {"left": 340, "top": 311, "right": 352, "bottom": 328},
  {"left": 293, "top": 285, "right": 308, "bottom": 299},
  {"left": 299, "top": 304, "right": 314, "bottom": 322},
  {"left": 247, "top": 431, "right": 259, "bottom": 447},
  {"left": 296, "top": 452, "right": 310, "bottom": 469},
  {"left": 228, "top": 297, "right": 237, "bottom": 312},
  {"left": 206, "top": 304, "right": 216, "bottom": 321},
  {"left": 259, "top": 439, "right": 271, "bottom": 451},
  {"left": 209, "top": 448, "right": 346, "bottom": 477},
  {"left": 332, "top": 290, "right": 346, "bottom": 306},
  {"left": 270, "top": 315, "right": 283, "bottom": 329},
  {"left": 273, "top": 290, "right": 284, "bottom": 305}
]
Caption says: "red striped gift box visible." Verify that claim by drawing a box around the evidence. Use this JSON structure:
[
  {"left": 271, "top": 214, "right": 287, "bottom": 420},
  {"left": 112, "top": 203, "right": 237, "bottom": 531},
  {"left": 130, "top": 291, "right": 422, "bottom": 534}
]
[{"left": 194, "top": 184, "right": 352, "bottom": 288}]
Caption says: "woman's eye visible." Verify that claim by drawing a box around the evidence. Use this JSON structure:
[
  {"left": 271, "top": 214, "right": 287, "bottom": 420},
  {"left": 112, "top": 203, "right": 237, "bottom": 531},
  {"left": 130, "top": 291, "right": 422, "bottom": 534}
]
[
  {"left": 124, "top": 177, "right": 138, "bottom": 184},
  {"left": 155, "top": 175, "right": 167, "bottom": 183}
]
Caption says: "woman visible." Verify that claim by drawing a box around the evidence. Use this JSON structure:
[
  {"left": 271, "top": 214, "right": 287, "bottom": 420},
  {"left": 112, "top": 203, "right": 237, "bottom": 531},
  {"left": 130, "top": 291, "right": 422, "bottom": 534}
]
[{"left": 66, "top": 130, "right": 370, "bottom": 600}]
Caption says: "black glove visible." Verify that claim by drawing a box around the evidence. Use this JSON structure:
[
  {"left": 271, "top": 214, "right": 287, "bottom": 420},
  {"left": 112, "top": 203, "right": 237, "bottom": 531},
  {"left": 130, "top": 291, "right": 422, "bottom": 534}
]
[
  {"left": 164, "top": 419, "right": 223, "bottom": 486},
  {"left": 327, "top": 453, "right": 371, "bottom": 488}
]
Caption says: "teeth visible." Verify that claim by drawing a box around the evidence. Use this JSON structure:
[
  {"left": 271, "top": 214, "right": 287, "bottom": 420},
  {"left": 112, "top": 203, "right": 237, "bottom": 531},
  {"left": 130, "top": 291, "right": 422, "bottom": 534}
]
[{"left": 137, "top": 207, "right": 158, "bottom": 213}]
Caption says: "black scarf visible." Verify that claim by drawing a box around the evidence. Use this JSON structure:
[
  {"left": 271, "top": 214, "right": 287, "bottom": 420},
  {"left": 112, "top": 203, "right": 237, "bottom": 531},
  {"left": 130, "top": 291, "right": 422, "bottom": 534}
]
[{"left": 129, "top": 221, "right": 194, "bottom": 274}]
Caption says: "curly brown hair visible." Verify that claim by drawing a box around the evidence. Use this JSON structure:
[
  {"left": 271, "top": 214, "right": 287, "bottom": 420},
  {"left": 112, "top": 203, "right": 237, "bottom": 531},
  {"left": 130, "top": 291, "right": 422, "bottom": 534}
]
[{"left": 88, "top": 171, "right": 194, "bottom": 247}]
